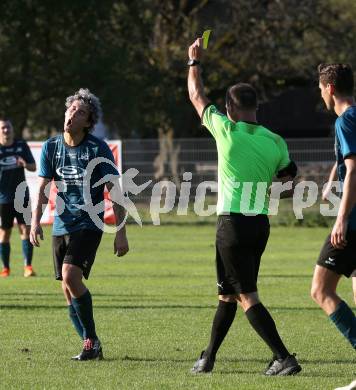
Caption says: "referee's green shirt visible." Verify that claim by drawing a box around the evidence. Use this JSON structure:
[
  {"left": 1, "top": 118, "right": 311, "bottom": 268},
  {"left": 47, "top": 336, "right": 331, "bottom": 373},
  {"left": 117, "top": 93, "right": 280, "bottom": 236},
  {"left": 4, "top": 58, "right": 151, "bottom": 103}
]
[{"left": 202, "top": 104, "right": 290, "bottom": 215}]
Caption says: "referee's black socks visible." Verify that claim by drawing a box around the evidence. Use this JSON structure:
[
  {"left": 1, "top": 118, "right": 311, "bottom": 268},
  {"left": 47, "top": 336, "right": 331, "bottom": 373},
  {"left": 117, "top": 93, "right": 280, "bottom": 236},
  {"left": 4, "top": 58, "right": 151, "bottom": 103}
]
[
  {"left": 204, "top": 300, "right": 237, "bottom": 358},
  {"left": 245, "top": 303, "right": 289, "bottom": 360}
]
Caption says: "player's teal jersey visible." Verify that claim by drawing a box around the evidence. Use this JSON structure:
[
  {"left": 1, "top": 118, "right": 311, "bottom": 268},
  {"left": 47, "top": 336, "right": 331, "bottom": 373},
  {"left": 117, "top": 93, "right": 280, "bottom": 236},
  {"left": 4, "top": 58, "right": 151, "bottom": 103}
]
[
  {"left": 335, "top": 105, "right": 356, "bottom": 231},
  {"left": 0, "top": 140, "right": 35, "bottom": 204},
  {"left": 39, "top": 134, "right": 119, "bottom": 235}
]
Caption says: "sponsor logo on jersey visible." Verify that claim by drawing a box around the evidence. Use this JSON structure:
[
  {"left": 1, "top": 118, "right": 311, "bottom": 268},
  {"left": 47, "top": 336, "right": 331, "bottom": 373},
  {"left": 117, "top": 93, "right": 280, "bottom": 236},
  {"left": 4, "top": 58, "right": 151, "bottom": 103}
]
[
  {"left": 56, "top": 166, "right": 86, "bottom": 180},
  {"left": 80, "top": 152, "right": 90, "bottom": 161},
  {"left": 0, "top": 156, "right": 17, "bottom": 166}
]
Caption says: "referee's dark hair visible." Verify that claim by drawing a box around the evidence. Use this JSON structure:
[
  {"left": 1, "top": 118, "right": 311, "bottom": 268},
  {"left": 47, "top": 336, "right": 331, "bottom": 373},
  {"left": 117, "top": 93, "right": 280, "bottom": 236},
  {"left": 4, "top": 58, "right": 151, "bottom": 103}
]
[
  {"left": 318, "top": 63, "right": 354, "bottom": 96},
  {"left": 226, "top": 83, "right": 257, "bottom": 112}
]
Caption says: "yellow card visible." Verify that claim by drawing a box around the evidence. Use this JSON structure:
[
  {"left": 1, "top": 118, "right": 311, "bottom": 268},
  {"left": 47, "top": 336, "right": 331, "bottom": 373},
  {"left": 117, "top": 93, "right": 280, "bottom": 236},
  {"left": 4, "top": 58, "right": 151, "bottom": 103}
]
[{"left": 202, "top": 30, "right": 212, "bottom": 49}]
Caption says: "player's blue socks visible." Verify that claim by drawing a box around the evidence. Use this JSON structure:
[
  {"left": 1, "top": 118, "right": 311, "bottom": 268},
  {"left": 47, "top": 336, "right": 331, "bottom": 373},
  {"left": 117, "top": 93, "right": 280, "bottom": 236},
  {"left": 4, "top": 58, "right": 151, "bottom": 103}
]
[
  {"left": 0, "top": 242, "right": 10, "bottom": 269},
  {"left": 68, "top": 304, "right": 84, "bottom": 339},
  {"left": 71, "top": 290, "right": 97, "bottom": 340},
  {"left": 329, "top": 300, "right": 356, "bottom": 349},
  {"left": 22, "top": 239, "right": 33, "bottom": 266}
]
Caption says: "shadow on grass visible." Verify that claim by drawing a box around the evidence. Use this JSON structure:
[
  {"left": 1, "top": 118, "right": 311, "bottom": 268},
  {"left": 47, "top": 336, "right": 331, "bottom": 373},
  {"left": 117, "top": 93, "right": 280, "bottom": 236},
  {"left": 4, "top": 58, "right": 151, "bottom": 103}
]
[
  {"left": 122, "top": 356, "right": 190, "bottom": 363},
  {"left": 0, "top": 304, "right": 217, "bottom": 310},
  {"left": 260, "top": 274, "right": 311, "bottom": 278},
  {"left": 93, "top": 273, "right": 313, "bottom": 279},
  {"left": 0, "top": 292, "right": 61, "bottom": 297},
  {"left": 0, "top": 303, "right": 321, "bottom": 312},
  {"left": 0, "top": 292, "right": 215, "bottom": 298},
  {"left": 0, "top": 304, "right": 322, "bottom": 311},
  {"left": 122, "top": 355, "right": 355, "bottom": 365},
  {"left": 119, "top": 356, "right": 355, "bottom": 377},
  {"left": 217, "top": 370, "right": 348, "bottom": 378}
]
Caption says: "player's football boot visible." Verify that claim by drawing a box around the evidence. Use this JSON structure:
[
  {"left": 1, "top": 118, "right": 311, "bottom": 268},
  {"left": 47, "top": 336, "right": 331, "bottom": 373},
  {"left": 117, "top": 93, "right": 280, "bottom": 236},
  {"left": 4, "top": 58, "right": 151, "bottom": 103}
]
[
  {"left": 264, "top": 353, "right": 301, "bottom": 376},
  {"left": 191, "top": 350, "right": 215, "bottom": 373},
  {"left": 24, "top": 265, "right": 36, "bottom": 277},
  {"left": 0, "top": 267, "right": 10, "bottom": 277},
  {"left": 71, "top": 338, "right": 103, "bottom": 361}
]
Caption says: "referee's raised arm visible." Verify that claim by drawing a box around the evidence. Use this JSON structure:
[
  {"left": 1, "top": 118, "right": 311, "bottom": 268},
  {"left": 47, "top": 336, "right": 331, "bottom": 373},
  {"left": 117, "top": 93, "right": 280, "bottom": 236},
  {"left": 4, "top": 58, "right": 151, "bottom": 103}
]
[{"left": 187, "top": 37, "right": 210, "bottom": 118}]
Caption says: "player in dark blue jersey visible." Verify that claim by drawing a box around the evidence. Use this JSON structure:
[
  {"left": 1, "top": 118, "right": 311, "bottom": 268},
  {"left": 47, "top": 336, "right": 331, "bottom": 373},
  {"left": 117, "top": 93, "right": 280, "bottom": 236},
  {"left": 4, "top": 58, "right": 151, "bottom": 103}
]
[
  {"left": 311, "top": 64, "right": 356, "bottom": 350},
  {"left": 30, "top": 89, "right": 129, "bottom": 361},
  {"left": 0, "top": 119, "right": 36, "bottom": 277}
]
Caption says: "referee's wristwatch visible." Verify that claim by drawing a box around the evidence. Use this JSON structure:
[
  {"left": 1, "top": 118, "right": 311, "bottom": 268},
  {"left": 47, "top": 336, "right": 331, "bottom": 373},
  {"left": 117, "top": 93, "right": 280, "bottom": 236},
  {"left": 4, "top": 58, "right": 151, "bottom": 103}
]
[{"left": 187, "top": 59, "right": 200, "bottom": 66}]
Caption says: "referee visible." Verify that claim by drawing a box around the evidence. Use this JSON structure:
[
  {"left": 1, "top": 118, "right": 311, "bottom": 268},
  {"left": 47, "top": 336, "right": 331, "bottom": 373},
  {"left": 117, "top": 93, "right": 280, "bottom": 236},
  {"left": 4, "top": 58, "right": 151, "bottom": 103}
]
[{"left": 187, "top": 37, "right": 301, "bottom": 375}]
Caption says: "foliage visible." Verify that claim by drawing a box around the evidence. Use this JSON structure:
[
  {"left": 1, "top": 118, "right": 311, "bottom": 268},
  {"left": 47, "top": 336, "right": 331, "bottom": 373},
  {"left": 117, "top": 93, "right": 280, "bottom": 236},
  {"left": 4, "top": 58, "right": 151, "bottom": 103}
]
[{"left": 0, "top": 0, "right": 356, "bottom": 138}]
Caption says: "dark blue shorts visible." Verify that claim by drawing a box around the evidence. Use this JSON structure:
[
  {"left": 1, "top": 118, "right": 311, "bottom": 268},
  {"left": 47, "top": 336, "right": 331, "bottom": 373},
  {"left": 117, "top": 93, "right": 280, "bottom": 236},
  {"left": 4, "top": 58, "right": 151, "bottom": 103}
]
[
  {"left": 0, "top": 201, "right": 29, "bottom": 228},
  {"left": 317, "top": 231, "right": 356, "bottom": 277},
  {"left": 52, "top": 229, "right": 102, "bottom": 280}
]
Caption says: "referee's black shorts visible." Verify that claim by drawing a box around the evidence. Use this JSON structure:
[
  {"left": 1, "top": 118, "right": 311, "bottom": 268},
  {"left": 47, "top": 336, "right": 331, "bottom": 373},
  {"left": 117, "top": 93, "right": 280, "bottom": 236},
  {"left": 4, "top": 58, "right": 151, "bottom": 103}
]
[
  {"left": 215, "top": 213, "right": 270, "bottom": 295},
  {"left": 52, "top": 229, "right": 103, "bottom": 280}
]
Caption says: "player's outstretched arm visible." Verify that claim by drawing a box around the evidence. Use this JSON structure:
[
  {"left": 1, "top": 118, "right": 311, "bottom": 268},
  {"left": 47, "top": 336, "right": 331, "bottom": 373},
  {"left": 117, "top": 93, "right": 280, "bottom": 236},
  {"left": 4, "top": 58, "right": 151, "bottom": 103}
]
[
  {"left": 106, "top": 181, "right": 129, "bottom": 257},
  {"left": 187, "top": 37, "right": 210, "bottom": 118},
  {"left": 322, "top": 162, "right": 337, "bottom": 201},
  {"left": 331, "top": 156, "right": 356, "bottom": 249},
  {"left": 30, "top": 177, "right": 50, "bottom": 247}
]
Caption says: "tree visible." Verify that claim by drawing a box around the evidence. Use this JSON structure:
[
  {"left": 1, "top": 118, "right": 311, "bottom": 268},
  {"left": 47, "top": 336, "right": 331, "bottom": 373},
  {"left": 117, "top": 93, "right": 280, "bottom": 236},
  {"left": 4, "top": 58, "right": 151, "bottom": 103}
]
[{"left": 0, "top": 0, "right": 356, "bottom": 139}]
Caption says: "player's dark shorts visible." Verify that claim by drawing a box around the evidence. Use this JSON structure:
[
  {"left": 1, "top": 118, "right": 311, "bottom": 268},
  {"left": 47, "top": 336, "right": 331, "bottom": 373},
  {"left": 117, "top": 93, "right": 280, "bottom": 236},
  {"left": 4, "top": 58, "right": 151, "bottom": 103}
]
[
  {"left": 52, "top": 229, "right": 103, "bottom": 280},
  {"left": 0, "top": 201, "right": 29, "bottom": 228},
  {"left": 215, "top": 213, "right": 270, "bottom": 295},
  {"left": 317, "top": 231, "right": 356, "bottom": 277}
]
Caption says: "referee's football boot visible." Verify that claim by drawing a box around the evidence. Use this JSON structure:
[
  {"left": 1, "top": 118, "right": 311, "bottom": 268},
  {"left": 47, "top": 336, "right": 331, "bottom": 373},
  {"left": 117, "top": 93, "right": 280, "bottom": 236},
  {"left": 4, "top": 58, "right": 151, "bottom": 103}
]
[
  {"left": 71, "top": 338, "right": 103, "bottom": 361},
  {"left": 191, "top": 350, "right": 215, "bottom": 374},
  {"left": 264, "top": 353, "right": 301, "bottom": 376}
]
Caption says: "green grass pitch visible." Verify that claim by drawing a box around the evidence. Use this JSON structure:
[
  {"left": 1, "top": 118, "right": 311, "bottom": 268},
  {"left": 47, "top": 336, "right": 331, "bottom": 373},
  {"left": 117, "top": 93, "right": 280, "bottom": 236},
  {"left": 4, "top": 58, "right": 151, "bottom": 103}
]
[{"left": 0, "top": 225, "right": 355, "bottom": 389}]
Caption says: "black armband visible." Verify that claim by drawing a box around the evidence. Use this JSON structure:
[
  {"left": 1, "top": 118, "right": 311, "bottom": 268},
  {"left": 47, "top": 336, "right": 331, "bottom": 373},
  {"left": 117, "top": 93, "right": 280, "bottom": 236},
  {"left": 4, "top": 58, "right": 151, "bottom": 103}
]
[{"left": 276, "top": 160, "right": 298, "bottom": 179}]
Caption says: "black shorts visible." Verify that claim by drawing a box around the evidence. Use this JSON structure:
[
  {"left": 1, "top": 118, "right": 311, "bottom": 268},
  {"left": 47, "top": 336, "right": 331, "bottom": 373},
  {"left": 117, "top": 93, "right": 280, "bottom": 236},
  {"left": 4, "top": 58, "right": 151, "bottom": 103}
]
[
  {"left": 215, "top": 213, "right": 270, "bottom": 295},
  {"left": 0, "top": 202, "right": 29, "bottom": 229},
  {"left": 52, "top": 229, "right": 103, "bottom": 280},
  {"left": 317, "top": 231, "right": 356, "bottom": 277}
]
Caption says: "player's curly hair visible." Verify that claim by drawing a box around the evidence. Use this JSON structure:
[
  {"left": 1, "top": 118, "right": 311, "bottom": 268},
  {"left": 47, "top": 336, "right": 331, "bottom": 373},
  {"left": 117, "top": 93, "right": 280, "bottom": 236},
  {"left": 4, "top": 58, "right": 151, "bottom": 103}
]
[
  {"left": 65, "top": 88, "right": 102, "bottom": 132},
  {"left": 318, "top": 63, "right": 354, "bottom": 96}
]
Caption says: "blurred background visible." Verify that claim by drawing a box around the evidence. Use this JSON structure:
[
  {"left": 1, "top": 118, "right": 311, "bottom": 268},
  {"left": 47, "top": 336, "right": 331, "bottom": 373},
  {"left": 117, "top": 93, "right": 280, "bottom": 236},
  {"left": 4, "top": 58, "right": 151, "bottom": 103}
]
[{"left": 1, "top": 0, "right": 354, "bottom": 221}]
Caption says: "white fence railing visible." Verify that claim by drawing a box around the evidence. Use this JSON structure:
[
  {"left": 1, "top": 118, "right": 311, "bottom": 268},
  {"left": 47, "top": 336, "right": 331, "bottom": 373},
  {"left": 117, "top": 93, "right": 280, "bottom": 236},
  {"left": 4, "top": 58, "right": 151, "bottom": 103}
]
[{"left": 121, "top": 137, "right": 335, "bottom": 203}]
